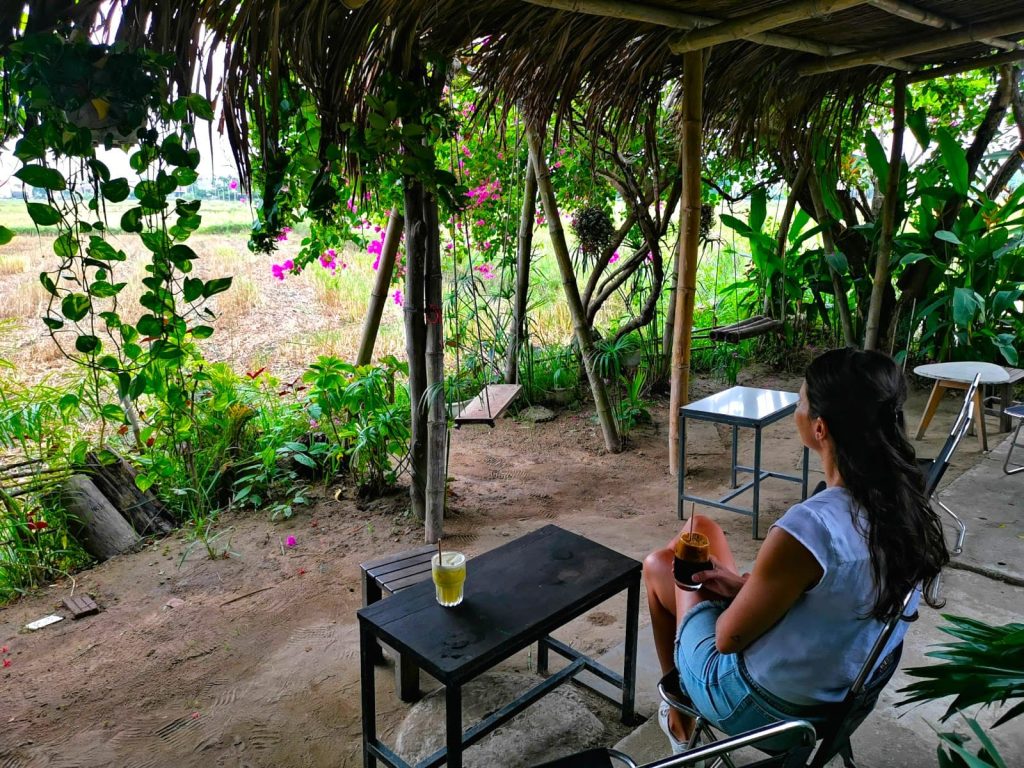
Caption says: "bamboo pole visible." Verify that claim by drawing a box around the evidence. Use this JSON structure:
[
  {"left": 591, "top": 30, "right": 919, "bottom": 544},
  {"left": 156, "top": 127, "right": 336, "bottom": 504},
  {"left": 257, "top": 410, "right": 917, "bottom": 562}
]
[
  {"left": 807, "top": 172, "right": 856, "bottom": 348},
  {"left": 907, "top": 50, "right": 1024, "bottom": 84},
  {"left": 423, "top": 192, "right": 445, "bottom": 543},
  {"left": 526, "top": 125, "right": 621, "bottom": 454},
  {"left": 505, "top": 156, "right": 537, "bottom": 384},
  {"left": 800, "top": 13, "right": 1024, "bottom": 76},
  {"left": 403, "top": 180, "right": 428, "bottom": 522},
  {"left": 866, "top": 0, "right": 1021, "bottom": 52},
  {"left": 864, "top": 73, "right": 906, "bottom": 351},
  {"left": 668, "top": 51, "right": 704, "bottom": 476},
  {"left": 356, "top": 208, "right": 404, "bottom": 366},
  {"left": 522, "top": 0, "right": 888, "bottom": 60},
  {"left": 670, "top": 0, "right": 867, "bottom": 54}
]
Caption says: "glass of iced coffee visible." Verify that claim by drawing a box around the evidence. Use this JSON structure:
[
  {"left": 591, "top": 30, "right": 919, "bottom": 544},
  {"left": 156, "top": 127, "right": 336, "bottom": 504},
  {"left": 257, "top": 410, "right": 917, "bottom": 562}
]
[{"left": 674, "top": 530, "right": 711, "bottom": 591}]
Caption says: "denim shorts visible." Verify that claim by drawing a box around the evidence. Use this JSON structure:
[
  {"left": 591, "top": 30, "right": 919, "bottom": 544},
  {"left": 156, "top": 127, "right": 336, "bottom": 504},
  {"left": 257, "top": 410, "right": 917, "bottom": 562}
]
[{"left": 675, "top": 601, "right": 826, "bottom": 742}]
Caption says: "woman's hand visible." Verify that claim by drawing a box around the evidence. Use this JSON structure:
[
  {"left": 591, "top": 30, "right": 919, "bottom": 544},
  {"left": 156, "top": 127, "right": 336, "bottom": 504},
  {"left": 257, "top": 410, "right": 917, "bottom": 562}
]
[{"left": 691, "top": 557, "right": 748, "bottom": 600}]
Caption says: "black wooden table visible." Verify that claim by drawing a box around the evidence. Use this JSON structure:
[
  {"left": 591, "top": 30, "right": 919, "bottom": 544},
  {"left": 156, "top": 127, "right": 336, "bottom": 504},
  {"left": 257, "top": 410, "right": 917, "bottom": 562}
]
[{"left": 357, "top": 525, "right": 642, "bottom": 768}]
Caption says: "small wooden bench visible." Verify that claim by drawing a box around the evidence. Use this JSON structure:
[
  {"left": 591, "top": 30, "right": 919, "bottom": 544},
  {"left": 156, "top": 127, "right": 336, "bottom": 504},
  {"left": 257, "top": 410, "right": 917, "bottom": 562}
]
[{"left": 359, "top": 545, "right": 436, "bottom": 701}]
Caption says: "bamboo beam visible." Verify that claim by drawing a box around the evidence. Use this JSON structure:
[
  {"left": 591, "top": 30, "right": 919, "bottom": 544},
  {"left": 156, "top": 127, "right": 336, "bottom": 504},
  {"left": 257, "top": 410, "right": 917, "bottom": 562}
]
[
  {"left": 522, "top": 0, "right": 910, "bottom": 63},
  {"left": 864, "top": 73, "right": 906, "bottom": 352},
  {"left": 424, "top": 192, "right": 445, "bottom": 543},
  {"left": 670, "top": 0, "right": 867, "bottom": 54},
  {"left": 505, "top": 156, "right": 537, "bottom": 384},
  {"left": 800, "top": 14, "right": 1024, "bottom": 76},
  {"left": 907, "top": 50, "right": 1024, "bottom": 83},
  {"left": 867, "top": 0, "right": 1021, "bottom": 52},
  {"left": 668, "top": 50, "right": 704, "bottom": 478}
]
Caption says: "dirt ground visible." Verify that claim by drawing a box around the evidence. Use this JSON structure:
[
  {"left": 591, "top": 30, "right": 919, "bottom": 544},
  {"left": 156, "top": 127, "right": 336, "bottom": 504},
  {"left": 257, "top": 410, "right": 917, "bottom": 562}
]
[{"left": 0, "top": 369, "right": 980, "bottom": 768}]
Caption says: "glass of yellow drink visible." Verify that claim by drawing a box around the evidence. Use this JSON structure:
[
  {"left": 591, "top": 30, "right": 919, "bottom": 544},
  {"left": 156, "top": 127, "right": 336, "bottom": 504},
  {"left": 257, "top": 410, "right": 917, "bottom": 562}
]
[{"left": 431, "top": 552, "right": 467, "bottom": 607}]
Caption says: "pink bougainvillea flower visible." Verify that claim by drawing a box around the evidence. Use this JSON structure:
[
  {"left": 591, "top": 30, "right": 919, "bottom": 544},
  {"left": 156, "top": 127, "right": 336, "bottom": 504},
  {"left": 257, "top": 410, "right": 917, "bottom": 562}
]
[
  {"left": 239, "top": 195, "right": 248, "bottom": 204},
  {"left": 552, "top": 161, "right": 563, "bottom": 170},
  {"left": 2, "top": 646, "right": 8, "bottom": 654},
  {"left": 372, "top": 254, "right": 381, "bottom": 271},
  {"left": 445, "top": 242, "right": 454, "bottom": 250},
  {"left": 286, "top": 535, "right": 297, "bottom": 548},
  {"left": 609, "top": 251, "right": 620, "bottom": 264},
  {"left": 393, "top": 289, "right": 404, "bottom": 306},
  {"left": 475, "top": 219, "right": 485, "bottom": 227},
  {"left": 229, "top": 179, "right": 239, "bottom": 190},
  {"left": 482, "top": 240, "right": 492, "bottom": 250}
]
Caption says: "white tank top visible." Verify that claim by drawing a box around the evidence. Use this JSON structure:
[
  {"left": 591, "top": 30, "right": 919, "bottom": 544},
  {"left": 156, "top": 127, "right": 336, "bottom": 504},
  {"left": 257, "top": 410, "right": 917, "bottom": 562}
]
[{"left": 741, "top": 487, "right": 918, "bottom": 706}]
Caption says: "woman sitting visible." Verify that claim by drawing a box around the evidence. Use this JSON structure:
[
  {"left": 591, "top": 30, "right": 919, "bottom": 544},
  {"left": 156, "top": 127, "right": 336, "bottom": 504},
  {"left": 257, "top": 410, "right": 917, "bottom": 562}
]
[{"left": 645, "top": 348, "right": 949, "bottom": 753}]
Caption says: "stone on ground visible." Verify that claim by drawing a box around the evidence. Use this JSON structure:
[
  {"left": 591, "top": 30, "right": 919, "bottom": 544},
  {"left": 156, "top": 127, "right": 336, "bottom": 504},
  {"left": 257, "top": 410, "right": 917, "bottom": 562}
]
[
  {"left": 394, "top": 670, "right": 605, "bottom": 766},
  {"left": 518, "top": 406, "right": 557, "bottom": 424}
]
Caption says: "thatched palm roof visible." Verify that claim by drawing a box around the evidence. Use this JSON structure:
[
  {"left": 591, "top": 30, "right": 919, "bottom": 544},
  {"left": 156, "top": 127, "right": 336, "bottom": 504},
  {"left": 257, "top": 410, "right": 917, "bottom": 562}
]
[{"left": 7, "top": 1, "right": 1024, "bottom": 169}]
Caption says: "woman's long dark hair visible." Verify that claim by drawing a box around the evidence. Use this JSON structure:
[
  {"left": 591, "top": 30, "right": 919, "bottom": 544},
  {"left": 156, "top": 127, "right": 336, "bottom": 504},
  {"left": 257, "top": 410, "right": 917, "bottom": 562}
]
[{"left": 805, "top": 347, "right": 949, "bottom": 619}]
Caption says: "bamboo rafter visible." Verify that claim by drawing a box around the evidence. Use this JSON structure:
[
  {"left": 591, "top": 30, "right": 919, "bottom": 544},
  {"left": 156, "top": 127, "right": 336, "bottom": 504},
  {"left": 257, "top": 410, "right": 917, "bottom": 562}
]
[
  {"left": 906, "top": 49, "right": 1024, "bottom": 84},
  {"left": 867, "top": 0, "right": 1022, "bottom": 52},
  {"left": 800, "top": 12, "right": 1024, "bottom": 75},
  {"left": 669, "top": 0, "right": 867, "bottom": 54},
  {"left": 521, "top": 0, "right": 908, "bottom": 62}
]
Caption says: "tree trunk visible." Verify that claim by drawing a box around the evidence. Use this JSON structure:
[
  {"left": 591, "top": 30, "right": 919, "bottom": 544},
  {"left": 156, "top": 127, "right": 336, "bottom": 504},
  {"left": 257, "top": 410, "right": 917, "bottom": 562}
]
[
  {"left": 770, "top": 159, "right": 811, "bottom": 321},
  {"left": 62, "top": 475, "right": 141, "bottom": 560},
  {"left": 669, "top": 50, "right": 705, "bottom": 476},
  {"left": 403, "top": 181, "right": 428, "bottom": 521},
  {"left": 505, "top": 157, "right": 537, "bottom": 384},
  {"left": 808, "top": 171, "right": 857, "bottom": 347},
  {"left": 357, "top": 209, "right": 404, "bottom": 366},
  {"left": 423, "top": 192, "right": 445, "bottom": 543},
  {"left": 526, "top": 125, "right": 621, "bottom": 453},
  {"left": 865, "top": 73, "right": 906, "bottom": 351},
  {"left": 661, "top": 256, "right": 678, "bottom": 383},
  {"left": 85, "top": 452, "right": 175, "bottom": 535}
]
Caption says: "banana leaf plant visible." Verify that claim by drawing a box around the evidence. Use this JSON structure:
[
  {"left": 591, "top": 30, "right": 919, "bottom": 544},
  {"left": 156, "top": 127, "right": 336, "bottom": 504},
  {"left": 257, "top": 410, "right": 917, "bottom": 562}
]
[{"left": 899, "top": 614, "right": 1024, "bottom": 768}]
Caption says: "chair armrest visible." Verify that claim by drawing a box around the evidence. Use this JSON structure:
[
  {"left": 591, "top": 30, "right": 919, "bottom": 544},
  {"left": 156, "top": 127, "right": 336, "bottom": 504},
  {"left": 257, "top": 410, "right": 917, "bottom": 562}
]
[{"left": 640, "top": 720, "right": 817, "bottom": 768}]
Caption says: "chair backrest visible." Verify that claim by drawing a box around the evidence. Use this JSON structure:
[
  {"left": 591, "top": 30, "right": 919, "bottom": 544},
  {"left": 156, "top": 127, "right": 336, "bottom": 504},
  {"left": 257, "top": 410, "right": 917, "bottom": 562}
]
[
  {"left": 808, "top": 590, "right": 918, "bottom": 767},
  {"left": 924, "top": 373, "right": 980, "bottom": 495}
]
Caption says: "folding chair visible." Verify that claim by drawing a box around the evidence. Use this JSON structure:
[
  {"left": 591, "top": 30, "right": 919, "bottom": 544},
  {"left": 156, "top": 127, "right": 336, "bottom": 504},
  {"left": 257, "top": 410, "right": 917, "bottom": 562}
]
[
  {"left": 530, "top": 592, "right": 915, "bottom": 768},
  {"left": 916, "top": 373, "right": 980, "bottom": 556},
  {"left": 1003, "top": 404, "right": 1024, "bottom": 475}
]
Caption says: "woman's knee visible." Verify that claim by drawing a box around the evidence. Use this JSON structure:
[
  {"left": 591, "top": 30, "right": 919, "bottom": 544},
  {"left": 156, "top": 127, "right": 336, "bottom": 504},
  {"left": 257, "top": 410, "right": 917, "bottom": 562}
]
[
  {"left": 691, "top": 514, "right": 723, "bottom": 538},
  {"left": 643, "top": 547, "right": 673, "bottom": 581}
]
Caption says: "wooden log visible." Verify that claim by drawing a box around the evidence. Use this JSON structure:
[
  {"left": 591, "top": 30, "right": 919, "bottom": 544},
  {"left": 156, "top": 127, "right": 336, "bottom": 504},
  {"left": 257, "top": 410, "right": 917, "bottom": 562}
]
[
  {"left": 423, "top": 191, "right": 445, "bottom": 544},
  {"left": 62, "top": 475, "right": 141, "bottom": 561},
  {"left": 506, "top": 156, "right": 537, "bottom": 385},
  {"left": 403, "top": 180, "right": 429, "bottom": 522},
  {"left": 85, "top": 452, "right": 175, "bottom": 536},
  {"left": 708, "top": 315, "right": 768, "bottom": 341},
  {"left": 724, "top": 319, "right": 783, "bottom": 343}
]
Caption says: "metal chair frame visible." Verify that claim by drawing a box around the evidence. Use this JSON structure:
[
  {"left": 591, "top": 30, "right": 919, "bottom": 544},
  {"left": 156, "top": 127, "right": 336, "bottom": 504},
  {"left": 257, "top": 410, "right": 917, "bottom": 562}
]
[
  {"left": 532, "top": 593, "right": 915, "bottom": 768},
  {"left": 1003, "top": 404, "right": 1024, "bottom": 476},
  {"left": 918, "top": 372, "right": 981, "bottom": 556}
]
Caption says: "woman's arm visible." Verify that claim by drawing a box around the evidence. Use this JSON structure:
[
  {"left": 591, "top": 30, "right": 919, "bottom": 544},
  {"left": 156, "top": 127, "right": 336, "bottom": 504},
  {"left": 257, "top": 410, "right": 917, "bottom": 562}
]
[{"left": 713, "top": 527, "right": 823, "bottom": 654}]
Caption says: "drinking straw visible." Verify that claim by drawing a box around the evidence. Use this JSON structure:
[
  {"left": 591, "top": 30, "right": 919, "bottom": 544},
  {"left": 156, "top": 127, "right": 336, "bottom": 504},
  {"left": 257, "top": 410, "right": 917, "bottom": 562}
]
[
  {"left": 437, "top": 538, "right": 442, "bottom": 563},
  {"left": 687, "top": 503, "right": 695, "bottom": 537}
]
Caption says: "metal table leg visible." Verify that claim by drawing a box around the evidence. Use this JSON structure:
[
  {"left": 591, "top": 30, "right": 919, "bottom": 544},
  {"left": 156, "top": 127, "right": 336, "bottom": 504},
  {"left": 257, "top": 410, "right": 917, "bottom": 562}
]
[
  {"left": 446, "top": 683, "right": 463, "bottom": 768},
  {"left": 360, "top": 623, "right": 378, "bottom": 768},
  {"left": 752, "top": 426, "right": 762, "bottom": 539},
  {"left": 677, "top": 413, "right": 687, "bottom": 520},
  {"left": 621, "top": 578, "right": 639, "bottom": 724},
  {"left": 731, "top": 425, "right": 739, "bottom": 488}
]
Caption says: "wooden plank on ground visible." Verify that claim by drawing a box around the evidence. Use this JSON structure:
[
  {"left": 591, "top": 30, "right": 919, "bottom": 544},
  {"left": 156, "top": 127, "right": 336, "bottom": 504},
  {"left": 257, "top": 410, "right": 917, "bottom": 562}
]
[{"left": 62, "top": 595, "right": 100, "bottom": 619}]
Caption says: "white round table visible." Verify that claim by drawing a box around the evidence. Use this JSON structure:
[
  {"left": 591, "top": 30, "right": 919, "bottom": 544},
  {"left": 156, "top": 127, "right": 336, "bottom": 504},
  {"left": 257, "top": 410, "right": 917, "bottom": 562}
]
[{"left": 913, "top": 362, "right": 1010, "bottom": 451}]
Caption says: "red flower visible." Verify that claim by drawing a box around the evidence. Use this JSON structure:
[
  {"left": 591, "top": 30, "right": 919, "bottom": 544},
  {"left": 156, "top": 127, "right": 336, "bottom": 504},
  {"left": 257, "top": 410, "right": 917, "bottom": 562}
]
[
  {"left": 146, "top": 437, "right": 155, "bottom": 447},
  {"left": 26, "top": 521, "right": 48, "bottom": 532},
  {"left": 1, "top": 646, "right": 8, "bottom": 653},
  {"left": 2, "top": 659, "right": 10, "bottom": 668},
  {"left": 298, "top": 568, "right": 307, "bottom": 576},
  {"left": 118, "top": 425, "right": 130, "bottom": 436}
]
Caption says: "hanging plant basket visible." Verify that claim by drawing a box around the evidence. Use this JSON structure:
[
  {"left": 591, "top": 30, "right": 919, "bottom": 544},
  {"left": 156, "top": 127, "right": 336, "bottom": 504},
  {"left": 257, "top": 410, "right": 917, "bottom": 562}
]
[{"left": 571, "top": 206, "right": 615, "bottom": 256}]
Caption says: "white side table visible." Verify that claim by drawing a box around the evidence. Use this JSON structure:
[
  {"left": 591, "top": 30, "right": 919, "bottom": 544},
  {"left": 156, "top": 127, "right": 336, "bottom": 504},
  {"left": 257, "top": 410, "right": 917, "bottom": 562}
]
[{"left": 914, "top": 362, "right": 1010, "bottom": 452}]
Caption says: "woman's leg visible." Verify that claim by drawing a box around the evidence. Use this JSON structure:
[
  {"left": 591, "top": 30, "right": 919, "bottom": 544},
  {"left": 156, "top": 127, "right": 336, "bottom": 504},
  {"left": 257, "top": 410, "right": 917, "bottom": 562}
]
[{"left": 643, "top": 514, "right": 739, "bottom": 742}]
